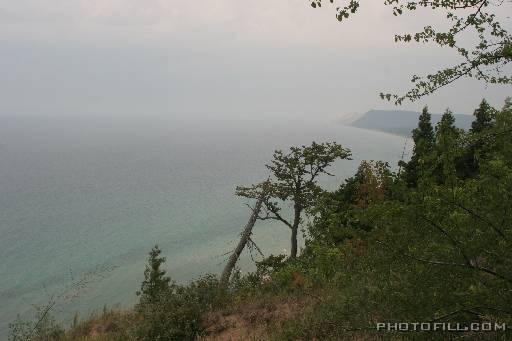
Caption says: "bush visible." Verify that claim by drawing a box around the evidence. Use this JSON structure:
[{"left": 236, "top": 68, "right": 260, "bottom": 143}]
[
  {"left": 136, "top": 285, "right": 203, "bottom": 341},
  {"left": 134, "top": 247, "right": 232, "bottom": 340},
  {"left": 9, "top": 307, "right": 64, "bottom": 341},
  {"left": 135, "top": 245, "right": 204, "bottom": 340}
]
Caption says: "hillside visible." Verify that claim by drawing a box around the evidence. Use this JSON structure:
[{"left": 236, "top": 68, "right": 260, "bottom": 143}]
[{"left": 347, "top": 109, "right": 474, "bottom": 136}]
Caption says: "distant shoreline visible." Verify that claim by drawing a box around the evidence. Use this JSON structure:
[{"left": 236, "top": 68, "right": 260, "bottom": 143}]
[{"left": 341, "top": 109, "right": 473, "bottom": 138}]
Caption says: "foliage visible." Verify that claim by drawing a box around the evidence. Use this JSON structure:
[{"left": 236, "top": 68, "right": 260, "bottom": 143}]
[
  {"left": 471, "top": 99, "right": 496, "bottom": 134},
  {"left": 270, "top": 97, "right": 512, "bottom": 340},
  {"left": 430, "top": 108, "right": 463, "bottom": 184},
  {"left": 109, "top": 98, "right": 511, "bottom": 340},
  {"left": 66, "top": 308, "right": 136, "bottom": 341},
  {"left": 236, "top": 141, "right": 351, "bottom": 258},
  {"left": 310, "top": 0, "right": 511, "bottom": 104},
  {"left": 400, "top": 106, "right": 435, "bottom": 186},
  {"left": 255, "top": 254, "right": 288, "bottom": 278},
  {"left": 9, "top": 307, "right": 64, "bottom": 341},
  {"left": 135, "top": 284, "right": 203, "bottom": 341},
  {"left": 307, "top": 160, "right": 393, "bottom": 246},
  {"left": 8, "top": 266, "right": 116, "bottom": 341},
  {"left": 12, "top": 99, "right": 512, "bottom": 341},
  {"left": 135, "top": 246, "right": 208, "bottom": 341},
  {"left": 136, "top": 245, "right": 171, "bottom": 306}
]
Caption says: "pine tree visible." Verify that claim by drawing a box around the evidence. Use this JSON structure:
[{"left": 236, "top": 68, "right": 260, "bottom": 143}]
[
  {"left": 436, "top": 109, "right": 460, "bottom": 145},
  {"left": 412, "top": 106, "right": 435, "bottom": 152},
  {"left": 434, "top": 109, "right": 461, "bottom": 184},
  {"left": 402, "top": 106, "right": 435, "bottom": 186},
  {"left": 502, "top": 97, "right": 512, "bottom": 112},
  {"left": 457, "top": 100, "right": 497, "bottom": 179},
  {"left": 470, "top": 99, "right": 495, "bottom": 134},
  {"left": 137, "top": 245, "right": 171, "bottom": 305}
]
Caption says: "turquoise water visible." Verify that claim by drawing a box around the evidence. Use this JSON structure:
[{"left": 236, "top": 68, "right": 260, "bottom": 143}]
[{"left": 0, "top": 114, "right": 410, "bottom": 337}]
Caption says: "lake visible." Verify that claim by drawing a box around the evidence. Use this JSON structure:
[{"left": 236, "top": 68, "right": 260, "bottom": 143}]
[{"left": 0, "top": 113, "right": 410, "bottom": 337}]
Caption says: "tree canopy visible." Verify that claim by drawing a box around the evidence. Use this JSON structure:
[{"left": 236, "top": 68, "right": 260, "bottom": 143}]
[{"left": 236, "top": 141, "right": 351, "bottom": 258}]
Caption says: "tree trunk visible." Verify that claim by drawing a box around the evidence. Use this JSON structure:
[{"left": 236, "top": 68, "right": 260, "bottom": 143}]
[
  {"left": 290, "top": 206, "right": 301, "bottom": 258},
  {"left": 219, "top": 192, "right": 265, "bottom": 288},
  {"left": 290, "top": 226, "right": 298, "bottom": 258}
]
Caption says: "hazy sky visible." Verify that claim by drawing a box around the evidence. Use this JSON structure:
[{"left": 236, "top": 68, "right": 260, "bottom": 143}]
[{"left": 1, "top": 1, "right": 510, "bottom": 121}]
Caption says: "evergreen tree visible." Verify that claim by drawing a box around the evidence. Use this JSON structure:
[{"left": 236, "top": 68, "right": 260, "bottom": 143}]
[
  {"left": 457, "top": 99, "right": 497, "bottom": 179},
  {"left": 433, "top": 109, "right": 461, "bottom": 184},
  {"left": 412, "top": 106, "right": 435, "bottom": 150},
  {"left": 502, "top": 96, "right": 512, "bottom": 112},
  {"left": 456, "top": 100, "right": 496, "bottom": 179},
  {"left": 137, "top": 245, "right": 171, "bottom": 305},
  {"left": 435, "top": 109, "right": 460, "bottom": 148},
  {"left": 470, "top": 99, "right": 495, "bottom": 134},
  {"left": 402, "top": 106, "right": 434, "bottom": 186}
]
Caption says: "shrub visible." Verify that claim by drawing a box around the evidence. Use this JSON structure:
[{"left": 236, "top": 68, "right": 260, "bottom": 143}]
[{"left": 9, "top": 307, "right": 64, "bottom": 341}]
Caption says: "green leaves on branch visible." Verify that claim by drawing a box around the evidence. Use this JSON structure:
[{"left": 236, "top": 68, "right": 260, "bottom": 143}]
[
  {"left": 281, "top": 98, "right": 512, "bottom": 339},
  {"left": 237, "top": 142, "right": 351, "bottom": 258},
  {"left": 237, "top": 142, "right": 352, "bottom": 208},
  {"left": 310, "top": 0, "right": 511, "bottom": 103}
]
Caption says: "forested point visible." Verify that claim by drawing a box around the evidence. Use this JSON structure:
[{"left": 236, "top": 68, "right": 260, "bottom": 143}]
[{"left": 11, "top": 98, "right": 512, "bottom": 340}]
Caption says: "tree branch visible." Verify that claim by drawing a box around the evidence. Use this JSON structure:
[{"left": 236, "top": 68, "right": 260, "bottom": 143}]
[
  {"left": 420, "top": 215, "right": 472, "bottom": 266},
  {"left": 262, "top": 201, "right": 293, "bottom": 229},
  {"left": 439, "top": 198, "right": 508, "bottom": 241},
  {"left": 376, "top": 240, "right": 512, "bottom": 284}
]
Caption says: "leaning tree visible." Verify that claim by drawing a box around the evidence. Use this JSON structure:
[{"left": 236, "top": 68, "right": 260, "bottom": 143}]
[{"left": 236, "top": 141, "right": 351, "bottom": 258}]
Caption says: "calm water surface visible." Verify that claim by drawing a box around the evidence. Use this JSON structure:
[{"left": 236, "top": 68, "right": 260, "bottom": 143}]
[{"left": 0, "top": 114, "right": 410, "bottom": 336}]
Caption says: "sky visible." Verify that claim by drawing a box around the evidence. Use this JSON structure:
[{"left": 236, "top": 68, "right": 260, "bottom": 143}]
[{"left": 0, "top": 0, "right": 510, "bottom": 121}]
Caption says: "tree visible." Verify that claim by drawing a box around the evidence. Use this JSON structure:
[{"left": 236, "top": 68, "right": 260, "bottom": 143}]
[
  {"left": 220, "top": 183, "right": 268, "bottom": 288},
  {"left": 454, "top": 99, "right": 497, "bottom": 178},
  {"left": 136, "top": 246, "right": 205, "bottom": 341},
  {"left": 353, "top": 160, "right": 392, "bottom": 209},
  {"left": 308, "top": 160, "right": 392, "bottom": 246},
  {"left": 433, "top": 109, "right": 462, "bottom": 184},
  {"left": 277, "top": 99, "right": 512, "bottom": 340},
  {"left": 236, "top": 142, "right": 351, "bottom": 258},
  {"left": 402, "top": 106, "right": 435, "bottom": 186},
  {"left": 310, "top": 0, "right": 511, "bottom": 104},
  {"left": 470, "top": 98, "right": 495, "bottom": 134},
  {"left": 137, "top": 245, "right": 171, "bottom": 305},
  {"left": 413, "top": 106, "right": 435, "bottom": 153}
]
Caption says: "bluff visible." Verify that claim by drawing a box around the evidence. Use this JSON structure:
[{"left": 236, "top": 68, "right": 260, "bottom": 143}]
[{"left": 347, "top": 109, "right": 474, "bottom": 136}]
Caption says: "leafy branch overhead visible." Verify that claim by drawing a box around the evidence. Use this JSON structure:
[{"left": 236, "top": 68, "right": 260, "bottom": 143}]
[{"left": 310, "top": 0, "right": 511, "bottom": 104}]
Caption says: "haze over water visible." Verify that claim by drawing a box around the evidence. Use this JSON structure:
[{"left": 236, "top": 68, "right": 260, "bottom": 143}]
[{"left": 0, "top": 113, "right": 409, "bottom": 335}]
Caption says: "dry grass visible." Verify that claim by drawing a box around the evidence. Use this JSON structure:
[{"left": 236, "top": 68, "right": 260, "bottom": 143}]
[
  {"left": 65, "top": 309, "right": 135, "bottom": 341},
  {"left": 200, "top": 299, "right": 308, "bottom": 341}
]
